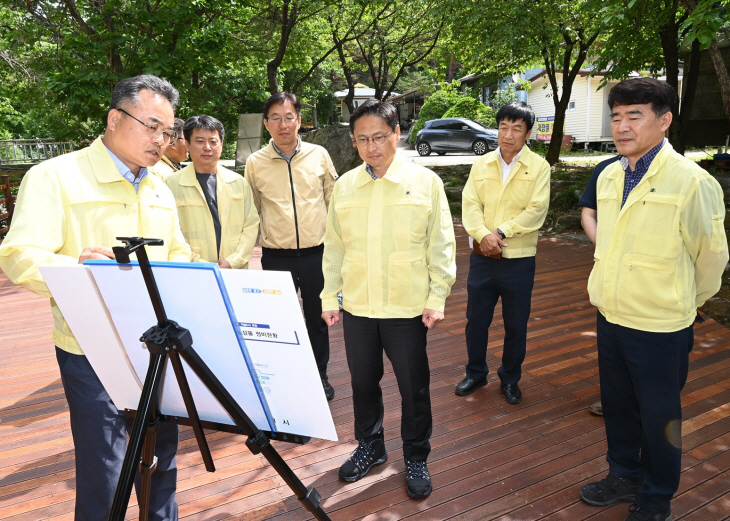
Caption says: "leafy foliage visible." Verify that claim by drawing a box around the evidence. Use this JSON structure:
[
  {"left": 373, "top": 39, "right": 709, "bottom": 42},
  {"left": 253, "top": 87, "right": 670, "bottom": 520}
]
[
  {"left": 408, "top": 85, "right": 461, "bottom": 144},
  {"left": 442, "top": 97, "right": 496, "bottom": 128}
]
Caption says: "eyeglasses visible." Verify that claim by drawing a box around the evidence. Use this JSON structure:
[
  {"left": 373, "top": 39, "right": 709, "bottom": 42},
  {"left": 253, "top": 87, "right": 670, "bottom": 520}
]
[
  {"left": 266, "top": 115, "right": 299, "bottom": 124},
  {"left": 116, "top": 108, "right": 179, "bottom": 145},
  {"left": 353, "top": 131, "right": 393, "bottom": 147}
]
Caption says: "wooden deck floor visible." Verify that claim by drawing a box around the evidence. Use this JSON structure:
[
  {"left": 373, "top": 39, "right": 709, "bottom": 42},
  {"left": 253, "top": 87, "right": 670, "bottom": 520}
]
[{"left": 1, "top": 225, "right": 730, "bottom": 520}]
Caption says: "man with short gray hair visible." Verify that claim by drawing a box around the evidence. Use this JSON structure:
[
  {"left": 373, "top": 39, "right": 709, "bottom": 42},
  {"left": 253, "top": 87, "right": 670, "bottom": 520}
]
[
  {"left": 579, "top": 77, "right": 727, "bottom": 521},
  {"left": 0, "top": 74, "right": 190, "bottom": 520}
]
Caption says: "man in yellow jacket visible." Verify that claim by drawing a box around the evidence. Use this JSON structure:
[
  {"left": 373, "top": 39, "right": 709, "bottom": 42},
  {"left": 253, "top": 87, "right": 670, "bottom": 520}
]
[
  {"left": 165, "top": 115, "right": 259, "bottom": 268},
  {"left": 0, "top": 75, "right": 192, "bottom": 520},
  {"left": 245, "top": 93, "right": 338, "bottom": 400},
  {"left": 321, "top": 99, "right": 456, "bottom": 499},
  {"left": 578, "top": 79, "right": 728, "bottom": 521},
  {"left": 457, "top": 101, "right": 550, "bottom": 404},
  {"left": 152, "top": 117, "right": 188, "bottom": 179}
]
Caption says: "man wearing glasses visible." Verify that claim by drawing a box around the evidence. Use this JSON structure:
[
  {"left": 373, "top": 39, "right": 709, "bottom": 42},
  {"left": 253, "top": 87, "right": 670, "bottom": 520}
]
[
  {"left": 245, "top": 92, "right": 339, "bottom": 400},
  {"left": 0, "top": 75, "right": 191, "bottom": 520},
  {"left": 321, "top": 99, "right": 456, "bottom": 499},
  {"left": 152, "top": 117, "right": 189, "bottom": 179}
]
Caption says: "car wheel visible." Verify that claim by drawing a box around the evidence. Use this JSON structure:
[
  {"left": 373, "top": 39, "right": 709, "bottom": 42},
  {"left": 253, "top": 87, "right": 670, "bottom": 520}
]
[
  {"left": 436, "top": 152, "right": 446, "bottom": 156},
  {"left": 417, "top": 142, "right": 431, "bottom": 156},
  {"left": 473, "top": 139, "right": 488, "bottom": 156}
]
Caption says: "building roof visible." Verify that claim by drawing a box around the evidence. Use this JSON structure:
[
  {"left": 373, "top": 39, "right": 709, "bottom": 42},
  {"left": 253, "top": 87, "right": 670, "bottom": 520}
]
[{"left": 333, "top": 83, "right": 400, "bottom": 99}]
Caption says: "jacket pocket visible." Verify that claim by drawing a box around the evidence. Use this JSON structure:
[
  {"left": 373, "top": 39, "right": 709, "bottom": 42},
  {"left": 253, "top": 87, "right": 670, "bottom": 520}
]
[
  {"left": 587, "top": 250, "right": 604, "bottom": 309},
  {"left": 341, "top": 250, "right": 367, "bottom": 307},
  {"left": 711, "top": 214, "right": 727, "bottom": 253},
  {"left": 617, "top": 254, "right": 680, "bottom": 320},
  {"left": 387, "top": 249, "right": 429, "bottom": 309}
]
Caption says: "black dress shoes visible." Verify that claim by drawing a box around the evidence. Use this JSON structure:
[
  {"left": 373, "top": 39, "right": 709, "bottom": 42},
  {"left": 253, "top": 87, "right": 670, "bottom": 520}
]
[
  {"left": 500, "top": 383, "right": 522, "bottom": 404},
  {"left": 455, "top": 376, "right": 487, "bottom": 396}
]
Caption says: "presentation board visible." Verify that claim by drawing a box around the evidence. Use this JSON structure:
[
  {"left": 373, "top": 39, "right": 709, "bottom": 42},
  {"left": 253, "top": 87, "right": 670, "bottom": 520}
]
[{"left": 39, "top": 261, "right": 338, "bottom": 442}]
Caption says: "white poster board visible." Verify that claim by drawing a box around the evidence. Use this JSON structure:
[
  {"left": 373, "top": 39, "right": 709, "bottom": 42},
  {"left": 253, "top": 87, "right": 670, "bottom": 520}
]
[{"left": 39, "top": 261, "right": 337, "bottom": 442}]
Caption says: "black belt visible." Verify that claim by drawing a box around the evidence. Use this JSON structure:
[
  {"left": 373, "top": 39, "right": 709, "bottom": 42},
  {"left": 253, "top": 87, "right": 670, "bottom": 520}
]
[{"left": 262, "top": 244, "right": 324, "bottom": 257}]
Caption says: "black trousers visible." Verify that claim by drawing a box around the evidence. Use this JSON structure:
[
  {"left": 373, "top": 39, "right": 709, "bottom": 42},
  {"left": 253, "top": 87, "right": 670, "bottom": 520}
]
[
  {"left": 597, "top": 312, "right": 693, "bottom": 514},
  {"left": 464, "top": 253, "right": 535, "bottom": 384},
  {"left": 56, "top": 347, "right": 178, "bottom": 521},
  {"left": 343, "top": 311, "right": 432, "bottom": 462},
  {"left": 261, "top": 247, "right": 330, "bottom": 377}
]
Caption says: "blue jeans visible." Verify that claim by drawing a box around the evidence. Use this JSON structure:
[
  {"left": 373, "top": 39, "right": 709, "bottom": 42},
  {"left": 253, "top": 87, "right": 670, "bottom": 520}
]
[
  {"left": 596, "top": 312, "right": 693, "bottom": 514},
  {"left": 56, "top": 347, "right": 178, "bottom": 521},
  {"left": 464, "top": 253, "right": 535, "bottom": 384}
]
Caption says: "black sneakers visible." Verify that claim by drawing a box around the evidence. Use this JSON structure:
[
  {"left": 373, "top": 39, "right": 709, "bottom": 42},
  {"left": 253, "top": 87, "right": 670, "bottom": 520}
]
[
  {"left": 338, "top": 437, "right": 387, "bottom": 482},
  {"left": 322, "top": 376, "right": 334, "bottom": 401},
  {"left": 580, "top": 474, "right": 642, "bottom": 506},
  {"left": 405, "top": 460, "right": 432, "bottom": 499},
  {"left": 625, "top": 504, "right": 673, "bottom": 521}
]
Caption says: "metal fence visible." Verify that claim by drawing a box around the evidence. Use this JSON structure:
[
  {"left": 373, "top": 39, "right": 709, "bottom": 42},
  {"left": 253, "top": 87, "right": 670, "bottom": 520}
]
[{"left": 0, "top": 138, "right": 75, "bottom": 167}]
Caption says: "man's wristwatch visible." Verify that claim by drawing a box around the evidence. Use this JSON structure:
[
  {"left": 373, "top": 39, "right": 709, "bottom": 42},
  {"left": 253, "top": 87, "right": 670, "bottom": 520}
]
[{"left": 497, "top": 229, "right": 506, "bottom": 240}]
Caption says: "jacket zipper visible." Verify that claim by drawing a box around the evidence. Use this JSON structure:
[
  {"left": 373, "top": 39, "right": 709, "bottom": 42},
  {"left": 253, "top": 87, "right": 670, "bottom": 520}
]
[{"left": 286, "top": 160, "right": 300, "bottom": 250}]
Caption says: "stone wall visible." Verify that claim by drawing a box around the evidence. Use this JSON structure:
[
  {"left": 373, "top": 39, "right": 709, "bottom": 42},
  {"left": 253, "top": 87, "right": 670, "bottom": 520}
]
[{"left": 302, "top": 125, "right": 362, "bottom": 176}]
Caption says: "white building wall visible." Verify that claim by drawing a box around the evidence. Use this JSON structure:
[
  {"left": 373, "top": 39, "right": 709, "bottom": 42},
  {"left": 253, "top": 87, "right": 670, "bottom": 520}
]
[
  {"left": 591, "top": 79, "right": 610, "bottom": 139},
  {"left": 527, "top": 77, "right": 557, "bottom": 140}
]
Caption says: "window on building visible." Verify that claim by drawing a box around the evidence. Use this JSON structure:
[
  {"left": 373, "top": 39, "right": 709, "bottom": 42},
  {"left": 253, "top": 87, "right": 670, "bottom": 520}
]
[{"left": 568, "top": 101, "right": 576, "bottom": 111}]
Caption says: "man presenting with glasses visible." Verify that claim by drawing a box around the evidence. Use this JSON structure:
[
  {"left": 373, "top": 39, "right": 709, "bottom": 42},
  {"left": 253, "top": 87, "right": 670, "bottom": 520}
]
[
  {"left": 166, "top": 115, "right": 259, "bottom": 269},
  {"left": 321, "top": 99, "right": 456, "bottom": 499},
  {"left": 0, "top": 75, "right": 191, "bottom": 520},
  {"left": 245, "top": 92, "right": 339, "bottom": 400}
]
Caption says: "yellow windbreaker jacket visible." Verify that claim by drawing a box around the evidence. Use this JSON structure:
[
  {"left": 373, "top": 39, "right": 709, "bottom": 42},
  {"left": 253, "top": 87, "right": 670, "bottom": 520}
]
[
  {"left": 589, "top": 144, "right": 728, "bottom": 332},
  {"left": 321, "top": 156, "right": 457, "bottom": 318},
  {"left": 165, "top": 164, "right": 259, "bottom": 268},
  {"left": 245, "top": 140, "right": 338, "bottom": 250},
  {"left": 150, "top": 156, "right": 180, "bottom": 180},
  {"left": 462, "top": 146, "right": 551, "bottom": 258},
  {"left": 0, "top": 137, "right": 193, "bottom": 354}
]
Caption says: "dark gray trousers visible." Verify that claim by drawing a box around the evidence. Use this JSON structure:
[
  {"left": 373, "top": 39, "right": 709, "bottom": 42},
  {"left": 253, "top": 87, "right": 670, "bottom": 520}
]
[
  {"left": 56, "top": 347, "right": 178, "bottom": 521},
  {"left": 342, "top": 311, "right": 432, "bottom": 461}
]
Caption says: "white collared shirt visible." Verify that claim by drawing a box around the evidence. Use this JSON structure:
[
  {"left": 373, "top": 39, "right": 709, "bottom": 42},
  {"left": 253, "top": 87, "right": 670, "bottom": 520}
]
[{"left": 497, "top": 146, "right": 524, "bottom": 183}]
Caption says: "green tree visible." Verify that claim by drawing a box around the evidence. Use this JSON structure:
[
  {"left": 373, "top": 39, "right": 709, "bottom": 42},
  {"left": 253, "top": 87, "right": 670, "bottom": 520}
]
[
  {"left": 408, "top": 84, "right": 461, "bottom": 144},
  {"left": 451, "top": 0, "right": 603, "bottom": 165},
  {"left": 590, "top": 0, "right": 721, "bottom": 154}
]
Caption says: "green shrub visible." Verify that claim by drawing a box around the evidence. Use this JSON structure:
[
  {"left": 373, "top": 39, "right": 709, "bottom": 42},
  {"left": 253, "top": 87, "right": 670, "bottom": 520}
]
[
  {"left": 408, "top": 87, "right": 461, "bottom": 144},
  {"left": 442, "top": 97, "right": 497, "bottom": 128}
]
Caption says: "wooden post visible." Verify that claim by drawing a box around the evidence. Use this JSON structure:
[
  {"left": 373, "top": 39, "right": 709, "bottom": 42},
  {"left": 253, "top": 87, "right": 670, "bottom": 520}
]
[{"left": 2, "top": 175, "right": 13, "bottom": 226}]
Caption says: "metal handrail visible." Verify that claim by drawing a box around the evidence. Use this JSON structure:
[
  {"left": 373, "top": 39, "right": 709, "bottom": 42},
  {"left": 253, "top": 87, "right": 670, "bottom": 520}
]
[{"left": 0, "top": 138, "right": 75, "bottom": 166}]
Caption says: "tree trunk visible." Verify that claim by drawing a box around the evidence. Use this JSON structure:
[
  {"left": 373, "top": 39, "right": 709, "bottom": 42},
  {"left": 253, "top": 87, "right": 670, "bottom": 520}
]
[
  {"left": 658, "top": 2, "right": 684, "bottom": 152},
  {"left": 546, "top": 94, "right": 571, "bottom": 165},
  {"left": 709, "top": 39, "right": 730, "bottom": 122},
  {"left": 675, "top": 38, "right": 701, "bottom": 155}
]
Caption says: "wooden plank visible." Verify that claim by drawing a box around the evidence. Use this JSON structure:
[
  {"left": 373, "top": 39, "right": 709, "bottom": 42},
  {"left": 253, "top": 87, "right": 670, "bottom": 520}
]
[{"left": 2, "top": 228, "right": 730, "bottom": 520}]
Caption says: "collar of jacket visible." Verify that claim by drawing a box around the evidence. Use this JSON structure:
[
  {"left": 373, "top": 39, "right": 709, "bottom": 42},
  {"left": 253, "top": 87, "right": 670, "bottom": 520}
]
[
  {"left": 89, "top": 137, "right": 142, "bottom": 185},
  {"left": 482, "top": 145, "right": 536, "bottom": 185},
  {"left": 178, "top": 162, "right": 237, "bottom": 187},
  {"left": 263, "top": 138, "right": 305, "bottom": 161},
  {"left": 354, "top": 154, "right": 406, "bottom": 187},
  {"left": 604, "top": 142, "right": 675, "bottom": 213}
]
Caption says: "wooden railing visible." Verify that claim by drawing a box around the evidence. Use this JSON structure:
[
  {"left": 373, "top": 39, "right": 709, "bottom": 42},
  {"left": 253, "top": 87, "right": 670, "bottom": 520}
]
[{"left": 0, "top": 174, "right": 23, "bottom": 237}]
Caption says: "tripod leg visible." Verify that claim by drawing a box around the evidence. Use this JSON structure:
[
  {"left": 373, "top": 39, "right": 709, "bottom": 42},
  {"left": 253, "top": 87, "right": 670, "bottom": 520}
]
[
  {"left": 179, "top": 347, "right": 332, "bottom": 521},
  {"left": 137, "top": 418, "right": 158, "bottom": 521},
  {"left": 168, "top": 350, "right": 215, "bottom": 472},
  {"left": 108, "top": 352, "right": 166, "bottom": 521}
]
